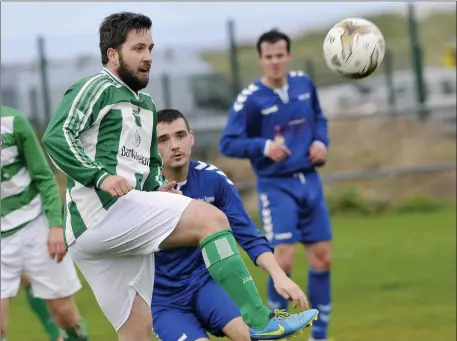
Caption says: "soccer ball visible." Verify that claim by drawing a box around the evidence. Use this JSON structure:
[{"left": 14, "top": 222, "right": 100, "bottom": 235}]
[{"left": 323, "top": 18, "right": 386, "bottom": 79}]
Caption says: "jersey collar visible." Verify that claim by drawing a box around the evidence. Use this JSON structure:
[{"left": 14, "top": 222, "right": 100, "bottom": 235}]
[{"left": 101, "top": 68, "right": 139, "bottom": 100}]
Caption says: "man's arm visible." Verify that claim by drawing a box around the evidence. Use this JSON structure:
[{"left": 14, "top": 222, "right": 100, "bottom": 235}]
[
  {"left": 42, "top": 82, "right": 111, "bottom": 188},
  {"left": 310, "top": 80, "right": 329, "bottom": 148},
  {"left": 15, "top": 114, "right": 62, "bottom": 228},
  {"left": 219, "top": 94, "right": 269, "bottom": 159},
  {"left": 214, "top": 170, "right": 273, "bottom": 264},
  {"left": 215, "top": 170, "right": 309, "bottom": 308}
]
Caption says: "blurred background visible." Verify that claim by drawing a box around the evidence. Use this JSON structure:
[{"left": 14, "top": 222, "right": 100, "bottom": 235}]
[{"left": 1, "top": 2, "right": 456, "bottom": 341}]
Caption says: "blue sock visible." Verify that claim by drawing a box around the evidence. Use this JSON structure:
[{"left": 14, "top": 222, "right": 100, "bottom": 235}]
[
  {"left": 267, "top": 274, "right": 290, "bottom": 311},
  {"left": 308, "top": 268, "right": 331, "bottom": 340}
]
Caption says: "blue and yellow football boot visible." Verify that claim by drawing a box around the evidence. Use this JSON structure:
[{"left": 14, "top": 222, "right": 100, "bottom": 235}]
[{"left": 249, "top": 308, "right": 319, "bottom": 340}]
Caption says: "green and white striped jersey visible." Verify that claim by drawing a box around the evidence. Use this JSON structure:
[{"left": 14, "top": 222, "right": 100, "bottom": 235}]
[
  {"left": 1, "top": 106, "right": 63, "bottom": 237},
  {"left": 42, "top": 68, "right": 163, "bottom": 247}
]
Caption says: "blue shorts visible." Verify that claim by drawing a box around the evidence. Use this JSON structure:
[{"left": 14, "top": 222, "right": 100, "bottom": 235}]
[
  {"left": 257, "top": 170, "right": 332, "bottom": 246},
  {"left": 152, "top": 278, "right": 241, "bottom": 341}
]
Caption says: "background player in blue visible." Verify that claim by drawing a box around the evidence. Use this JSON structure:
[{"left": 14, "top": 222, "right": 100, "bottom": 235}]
[
  {"left": 152, "top": 109, "right": 319, "bottom": 341},
  {"left": 219, "top": 29, "right": 332, "bottom": 341}
]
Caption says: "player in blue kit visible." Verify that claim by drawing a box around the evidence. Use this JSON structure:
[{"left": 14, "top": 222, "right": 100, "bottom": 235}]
[
  {"left": 219, "top": 30, "right": 332, "bottom": 341},
  {"left": 151, "top": 109, "right": 319, "bottom": 341}
]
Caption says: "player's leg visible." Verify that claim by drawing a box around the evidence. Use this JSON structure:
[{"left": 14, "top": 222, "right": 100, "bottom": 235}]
[
  {"left": 298, "top": 173, "right": 332, "bottom": 341},
  {"left": 23, "top": 215, "right": 88, "bottom": 341},
  {"left": 195, "top": 278, "right": 250, "bottom": 341},
  {"left": 70, "top": 190, "right": 316, "bottom": 340},
  {"left": 118, "top": 295, "right": 152, "bottom": 341},
  {"left": 159, "top": 196, "right": 275, "bottom": 332},
  {"left": 1, "top": 227, "right": 27, "bottom": 340},
  {"left": 68, "top": 247, "right": 155, "bottom": 341},
  {"left": 21, "top": 274, "right": 63, "bottom": 341},
  {"left": 0, "top": 299, "right": 9, "bottom": 341},
  {"left": 257, "top": 183, "right": 299, "bottom": 312},
  {"left": 152, "top": 304, "right": 209, "bottom": 341}
]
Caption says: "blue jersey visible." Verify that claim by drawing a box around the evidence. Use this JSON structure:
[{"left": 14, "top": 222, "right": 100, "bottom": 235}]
[
  {"left": 219, "top": 71, "right": 329, "bottom": 179},
  {"left": 152, "top": 160, "right": 273, "bottom": 303}
]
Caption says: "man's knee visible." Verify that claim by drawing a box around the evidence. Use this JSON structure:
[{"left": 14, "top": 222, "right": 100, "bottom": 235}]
[
  {"left": 182, "top": 200, "right": 230, "bottom": 241},
  {"left": 118, "top": 295, "right": 152, "bottom": 341},
  {"left": 46, "top": 296, "right": 79, "bottom": 328},
  {"left": 274, "top": 244, "right": 295, "bottom": 274},
  {"left": 307, "top": 241, "right": 332, "bottom": 270}
]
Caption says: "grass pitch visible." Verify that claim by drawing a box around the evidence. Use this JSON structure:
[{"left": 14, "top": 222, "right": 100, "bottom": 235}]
[{"left": 7, "top": 209, "right": 456, "bottom": 341}]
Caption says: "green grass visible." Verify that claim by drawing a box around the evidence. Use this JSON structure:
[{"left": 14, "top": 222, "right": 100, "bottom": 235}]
[
  {"left": 7, "top": 209, "right": 456, "bottom": 341},
  {"left": 202, "top": 11, "right": 457, "bottom": 86}
]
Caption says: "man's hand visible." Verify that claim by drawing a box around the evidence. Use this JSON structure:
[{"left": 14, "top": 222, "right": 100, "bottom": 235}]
[
  {"left": 308, "top": 140, "right": 327, "bottom": 164},
  {"left": 47, "top": 227, "right": 67, "bottom": 263},
  {"left": 265, "top": 141, "right": 291, "bottom": 162},
  {"left": 273, "top": 273, "right": 309, "bottom": 309},
  {"left": 100, "top": 175, "right": 133, "bottom": 198},
  {"left": 157, "top": 181, "right": 182, "bottom": 195}
]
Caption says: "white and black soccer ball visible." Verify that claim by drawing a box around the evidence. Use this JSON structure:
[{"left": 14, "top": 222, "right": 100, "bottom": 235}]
[{"left": 323, "top": 18, "right": 386, "bottom": 79}]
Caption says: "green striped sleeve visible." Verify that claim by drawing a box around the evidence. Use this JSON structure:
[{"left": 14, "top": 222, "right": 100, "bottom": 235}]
[
  {"left": 14, "top": 114, "right": 63, "bottom": 227},
  {"left": 42, "top": 75, "right": 112, "bottom": 188}
]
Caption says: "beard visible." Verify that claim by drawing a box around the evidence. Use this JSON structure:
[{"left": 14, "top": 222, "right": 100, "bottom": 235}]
[{"left": 117, "top": 52, "right": 149, "bottom": 92}]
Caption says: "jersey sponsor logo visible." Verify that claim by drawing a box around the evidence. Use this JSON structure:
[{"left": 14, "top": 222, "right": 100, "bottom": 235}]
[
  {"left": 298, "top": 92, "right": 311, "bottom": 101},
  {"left": 120, "top": 146, "right": 150, "bottom": 166},
  {"left": 197, "top": 196, "right": 215, "bottom": 204},
  {"left": 261, "top": 105, "right": 278, "bottom": 115},
  {"left": 132, "top": 106, "right": 142, "bottom": 127},
  {"left": 134, "top": 130, "right": 141, "bottom": 147}
]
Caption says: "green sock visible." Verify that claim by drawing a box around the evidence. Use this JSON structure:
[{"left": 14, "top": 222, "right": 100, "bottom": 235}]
[
  {"left": 62, "top": 318, "right": 89, "bottom": 341},
  {"left": 24, "top": 286, "right": 62, "bottom": 341},
  {"left": 200, "top": 229, "right": 271, "bottom": 330}
]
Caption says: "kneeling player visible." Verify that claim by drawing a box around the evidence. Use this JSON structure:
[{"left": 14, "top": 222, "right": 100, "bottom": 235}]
[{"left": 152, "top": 109, "right": 318, "bottom": 341}]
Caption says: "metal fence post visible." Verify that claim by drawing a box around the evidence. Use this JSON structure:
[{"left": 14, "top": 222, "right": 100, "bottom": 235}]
[
  {"left": 37, "top": 36, "right": 51, "bottom": 126},
  {"left": 305, "top": 58, "right": 316, "bottom": 83},
  {"left": 227, "top": 19, "right": 241, "bottom": 98},
  {"left": 384, "top": 49, "right": 396, "bottom": 111},
  {"left": 161, "top": 73, "right": 172, "bottom": 109},
  {"left": 407, "top": 3, "right": 428, "bottom": 119}
]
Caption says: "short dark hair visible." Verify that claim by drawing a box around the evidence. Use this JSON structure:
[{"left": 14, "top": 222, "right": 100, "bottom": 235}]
[
  {"left": 157, "top": 109, "right": 190, "bottom": 131},
  {"left": 99, "top": 12, "right": 152, "bottom": 65},
  {"left": 256, "top": 29, "right": 291, "bottom": 56}
]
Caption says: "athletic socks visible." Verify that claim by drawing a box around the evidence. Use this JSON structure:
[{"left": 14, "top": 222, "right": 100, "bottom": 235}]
[
  {"left": 62, "top": 318, "right": 89, "bottom": 341},
  {"left": 200, "top": 229, "right": 271, "bottom": 330},
  {"left": 24, "top": 285, "right": 62, "bottom": 341},
  {"left": 267, "top": 273, "right": 291, "bottom": 311},
  {"left": 308, "top": 268, "right": 331, "bottom": 340}
]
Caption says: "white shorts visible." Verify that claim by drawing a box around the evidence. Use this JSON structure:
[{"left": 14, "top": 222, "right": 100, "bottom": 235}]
[
  {"left": 1, "top": 214, "right": 82, "bottom": 300},
  {"left": 67, "top": 190, "right": 192, "bottom": 331}
]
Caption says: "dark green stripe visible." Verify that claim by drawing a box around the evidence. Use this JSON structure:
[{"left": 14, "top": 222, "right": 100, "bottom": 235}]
[
  {"left": 1, "top": 184, "right": 39, "bottom": 217},
  {"left": 1, "top": 221, "right": 28, "bottom": 238},
  {"left": 94, "top": 109, "right": 123, "bottom": 210},
  {"left": 1, "top": 133, "right": 16, "bottom": 149},
  {"left": 1, "top": 162, "right": 24, "bottom": 181},
  {"left": 66, "top": 177, "right": 88, "bottom": 243}
]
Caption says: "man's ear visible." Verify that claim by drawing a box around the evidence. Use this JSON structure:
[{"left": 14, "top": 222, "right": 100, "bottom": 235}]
[
  {"left": 189, "top": 131, "right": 195, "bottom": 147},
  {"left": 107, "top": 48, "right": 119, "bottom": 66}
]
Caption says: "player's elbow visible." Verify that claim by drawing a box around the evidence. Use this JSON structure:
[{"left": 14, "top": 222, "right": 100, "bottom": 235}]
[{"left": 218, "top": 137, "right": 233, "bottom": 157}]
